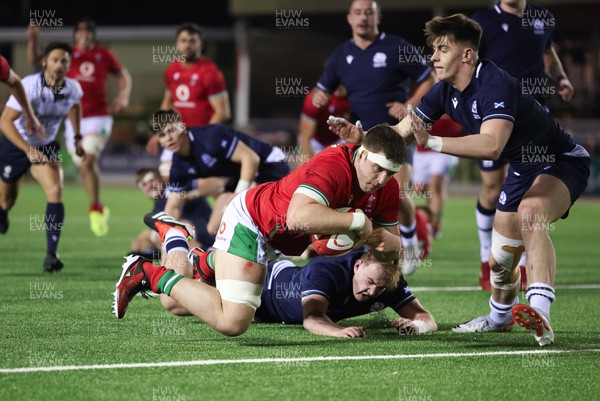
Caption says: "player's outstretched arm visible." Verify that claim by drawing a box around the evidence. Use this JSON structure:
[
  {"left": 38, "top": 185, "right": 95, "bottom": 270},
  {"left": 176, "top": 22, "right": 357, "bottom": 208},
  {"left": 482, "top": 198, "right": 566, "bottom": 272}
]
[
  {"left": 393, "top": 298, "right": 437, "bottom": 335},
  {"left": 326, "top": 115, "right": 364, "bottom": 144},
  {"left": 302, "top": 294, "right": 366, "bottom": 338}
]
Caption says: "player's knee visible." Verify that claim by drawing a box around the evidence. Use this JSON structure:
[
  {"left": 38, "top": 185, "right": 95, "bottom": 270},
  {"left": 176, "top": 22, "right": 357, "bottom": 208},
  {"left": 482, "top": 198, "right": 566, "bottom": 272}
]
[
  {"left": 482, "top": 181, "right": 502, "bottom": 199},
  {"left": 216, "top": 321, "right": 250, "bottom": 337},
  {"left": 80, "top": 155, "right": 96, "bottom": 170},
  {"left": 215, "top": 279, "right": 262, "bottom": 336},
  {"left": 1, "top": 195, "right": 15, "bottom": 210},
  {"left": 160, "top": 296, "right": 190, "bottom": 316},
  {"left": 517, "top": 199, "right": 546, "bottom": 233},
  {"left": 45, "top": 184, "right": 62, "bottom": 201},
  {"left": 490, "top": 229, "right": 524, "bottom": 290}
]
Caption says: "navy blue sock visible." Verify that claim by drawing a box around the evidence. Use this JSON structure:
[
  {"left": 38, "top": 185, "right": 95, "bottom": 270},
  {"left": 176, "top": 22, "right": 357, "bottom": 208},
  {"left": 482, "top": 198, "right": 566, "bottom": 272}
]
[{"left": 45, "top": 202, "right": 64, "bottom": 255}]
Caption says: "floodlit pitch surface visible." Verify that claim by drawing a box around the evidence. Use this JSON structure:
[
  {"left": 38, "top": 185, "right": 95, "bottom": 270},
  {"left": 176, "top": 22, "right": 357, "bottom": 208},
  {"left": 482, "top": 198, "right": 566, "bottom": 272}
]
[{"left": 1, "top": 184, "right": 598, "bottom": 401}]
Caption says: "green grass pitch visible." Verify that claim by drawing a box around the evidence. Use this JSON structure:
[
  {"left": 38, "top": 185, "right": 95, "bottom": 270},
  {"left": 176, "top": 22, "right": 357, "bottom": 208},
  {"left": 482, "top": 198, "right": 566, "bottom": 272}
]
[{"left": 1, "top": 183, "right": 599, "bottom": 401}]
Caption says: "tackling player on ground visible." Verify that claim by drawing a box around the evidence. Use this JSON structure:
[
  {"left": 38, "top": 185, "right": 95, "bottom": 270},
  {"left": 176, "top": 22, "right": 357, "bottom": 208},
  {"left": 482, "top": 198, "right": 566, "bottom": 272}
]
[
  {"left": 113, "top": 125, "right": 406, "bottom": 337},
  {"left": 256, "top": 250, "right": 437, "bottom": 338}
]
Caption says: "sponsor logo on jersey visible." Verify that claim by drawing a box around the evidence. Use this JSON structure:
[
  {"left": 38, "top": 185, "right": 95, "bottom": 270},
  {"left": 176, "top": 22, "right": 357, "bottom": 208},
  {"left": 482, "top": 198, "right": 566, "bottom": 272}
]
[{"left": 373, "top": 52, "right": 387, "bottom": 68}]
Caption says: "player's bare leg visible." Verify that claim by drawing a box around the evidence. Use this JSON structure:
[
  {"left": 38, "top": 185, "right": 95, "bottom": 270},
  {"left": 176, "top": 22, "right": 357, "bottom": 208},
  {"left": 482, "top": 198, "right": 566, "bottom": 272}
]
[
  {"left": 0, "top": 179, "right": 19, "bottom": 234},
  {"left": 81, "top": 150, "right": 109, "bottom": 237},
  {"left": 168, "top": 250, "right": 266, "bottom": 335},
  {"left": 510, "top": 174, "right": 571, "bottom": 345}
]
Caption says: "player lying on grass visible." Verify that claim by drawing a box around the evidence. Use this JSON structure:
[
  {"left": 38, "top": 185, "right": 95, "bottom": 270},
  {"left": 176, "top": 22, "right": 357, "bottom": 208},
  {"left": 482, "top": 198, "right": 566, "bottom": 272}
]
[
  {"left": 327, "top": 14, "right": 590, "bottom": 346},
  {"left": 113, "top": 124, "right": 406, "bottom": 337},
  {"left": 254, "top": 249, "right": 437, "bottom": 338},
  {"left": 146, "top": 247, "right": 436, "bottom": 339}
]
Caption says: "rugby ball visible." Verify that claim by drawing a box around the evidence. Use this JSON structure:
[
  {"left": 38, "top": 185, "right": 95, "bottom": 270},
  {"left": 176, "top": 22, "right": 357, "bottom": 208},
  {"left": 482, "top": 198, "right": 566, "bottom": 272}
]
[{"left": 309, "top": 207, "right": 358, "bottom": 257}]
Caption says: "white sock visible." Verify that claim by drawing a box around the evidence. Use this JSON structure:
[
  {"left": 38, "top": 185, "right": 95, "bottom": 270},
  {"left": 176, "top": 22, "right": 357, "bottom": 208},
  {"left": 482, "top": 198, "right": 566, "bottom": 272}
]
[
  {"left": 400, "top": 221, "right": 417, "bottom": 247},
  {"left": 527, "top": 282, "right": 555, "bottom": 323},
  {"left": 476, "top": 202, "right": 495, "bottom": 262},
  {"left": 164, "top": 229, "right": 189, "bottom": 255},
  {"left": 489, "top": 296, "right": 518, "bottom": 326}
]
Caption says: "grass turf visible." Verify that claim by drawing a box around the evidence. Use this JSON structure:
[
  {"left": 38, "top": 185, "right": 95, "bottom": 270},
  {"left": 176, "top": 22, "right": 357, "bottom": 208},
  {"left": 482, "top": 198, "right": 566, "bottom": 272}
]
[{"left": 1, "top": 183, "right": 599, "bottom": 401}]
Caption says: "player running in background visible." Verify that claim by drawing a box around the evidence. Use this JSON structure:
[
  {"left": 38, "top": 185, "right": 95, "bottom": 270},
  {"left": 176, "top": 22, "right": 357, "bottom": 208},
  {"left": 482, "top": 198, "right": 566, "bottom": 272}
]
[
  {"left": 311, "top": 0, "right": 436, "bottom": 274},
  {"left": 255, "top": 250, "right": 437, "bottom": 338},
  {"left": 113, "top": 125, "right": 406, "bottom": 337},
  {"left": 328, "top": 14, "right": 589, "bottom": 346},
  {"left": 298, "top": 85, "right": 349, "bottom": 163},
  {"left": 0, "top": 42, "right": 84, "bottom": 272},
  {"left": 27, "top": 18, "right": 132, "bottom": 237},
  {"left": 471, "top": 0, "right": 574, "bottom": 290}
]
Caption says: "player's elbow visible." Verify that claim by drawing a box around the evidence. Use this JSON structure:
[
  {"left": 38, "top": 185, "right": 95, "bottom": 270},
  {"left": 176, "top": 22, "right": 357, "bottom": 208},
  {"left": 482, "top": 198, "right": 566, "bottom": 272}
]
[{"left": 484, "top": 147, "right": 502, "bottom": 161}]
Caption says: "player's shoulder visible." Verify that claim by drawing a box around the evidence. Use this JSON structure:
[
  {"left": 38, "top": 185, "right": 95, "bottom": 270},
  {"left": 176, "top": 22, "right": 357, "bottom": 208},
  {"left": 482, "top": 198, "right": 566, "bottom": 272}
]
[
  {"left": 196, "top": 58, "right": 222, "bottom": 72},
  {"left": 164, "top": 61, "right": 181, "bottom": 75},
  {"left": 480, "top": 60, "right": 519, "bottom": 87},
  {"left": 381, "top": 33, "right": 412, "bottom": 47},
  {"left": 94, "top": 46, "right": 114, "bottom": 56},
  {"left": 19, "top": 73, "right": 42, "bottom": 92},
  {"left": 64, "top": 76, "right": 83, "bottom": 91}
]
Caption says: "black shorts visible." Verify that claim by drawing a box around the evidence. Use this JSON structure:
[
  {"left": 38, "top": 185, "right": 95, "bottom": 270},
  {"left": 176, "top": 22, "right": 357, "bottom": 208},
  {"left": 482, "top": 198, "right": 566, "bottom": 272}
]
[
  {"left": 0, "top": 137, "right": 61, "bottom": 183},
  {"left": 497, "top": 154, "right": 590, "bottom": 219}
]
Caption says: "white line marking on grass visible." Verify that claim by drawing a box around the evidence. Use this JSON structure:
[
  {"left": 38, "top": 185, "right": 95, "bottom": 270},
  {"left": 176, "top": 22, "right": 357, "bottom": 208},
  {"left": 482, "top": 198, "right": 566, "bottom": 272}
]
[
  {"left": 2, "top": 349, "right": 599, "bottom": 374},
  {"left": 411, "top": 284, "right": 600, "bottom": 292}
]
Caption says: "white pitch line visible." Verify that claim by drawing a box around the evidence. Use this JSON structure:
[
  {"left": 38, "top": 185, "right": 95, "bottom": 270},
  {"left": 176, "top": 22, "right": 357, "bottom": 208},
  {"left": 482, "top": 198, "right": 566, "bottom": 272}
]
[
  {"left": 411, "top": 284, "right": 600, "bottom": 292},
  {"left": 1, "top": 349, "right": 599, "bottom": 374}
]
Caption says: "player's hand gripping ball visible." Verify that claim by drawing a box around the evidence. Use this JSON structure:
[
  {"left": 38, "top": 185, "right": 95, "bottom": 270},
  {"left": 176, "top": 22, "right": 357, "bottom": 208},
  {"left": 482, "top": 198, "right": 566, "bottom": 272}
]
[{"left": 310, "top": 208, "right": 358, "bottom": 257}]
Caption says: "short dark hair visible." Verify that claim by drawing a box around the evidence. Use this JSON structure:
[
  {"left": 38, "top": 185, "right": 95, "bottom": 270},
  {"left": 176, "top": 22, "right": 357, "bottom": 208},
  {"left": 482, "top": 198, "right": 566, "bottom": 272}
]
[
  {"left": 176, "top": 22, "right": 203, "bottom": 40},
  {"left": 424, "top": 14, "right": 482, "bottom": 51},
  {"left": 74, "top": 18, "right": 97, "bottom": 38},
  {"left": 43, "top": 42, "right": 72, "bottom": 57},
  {"left": 362, "top": 124, "right": 406, "bottom": 167},
  {"left": 150, "top": 109, "right": 182, "bottom": 134}
]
